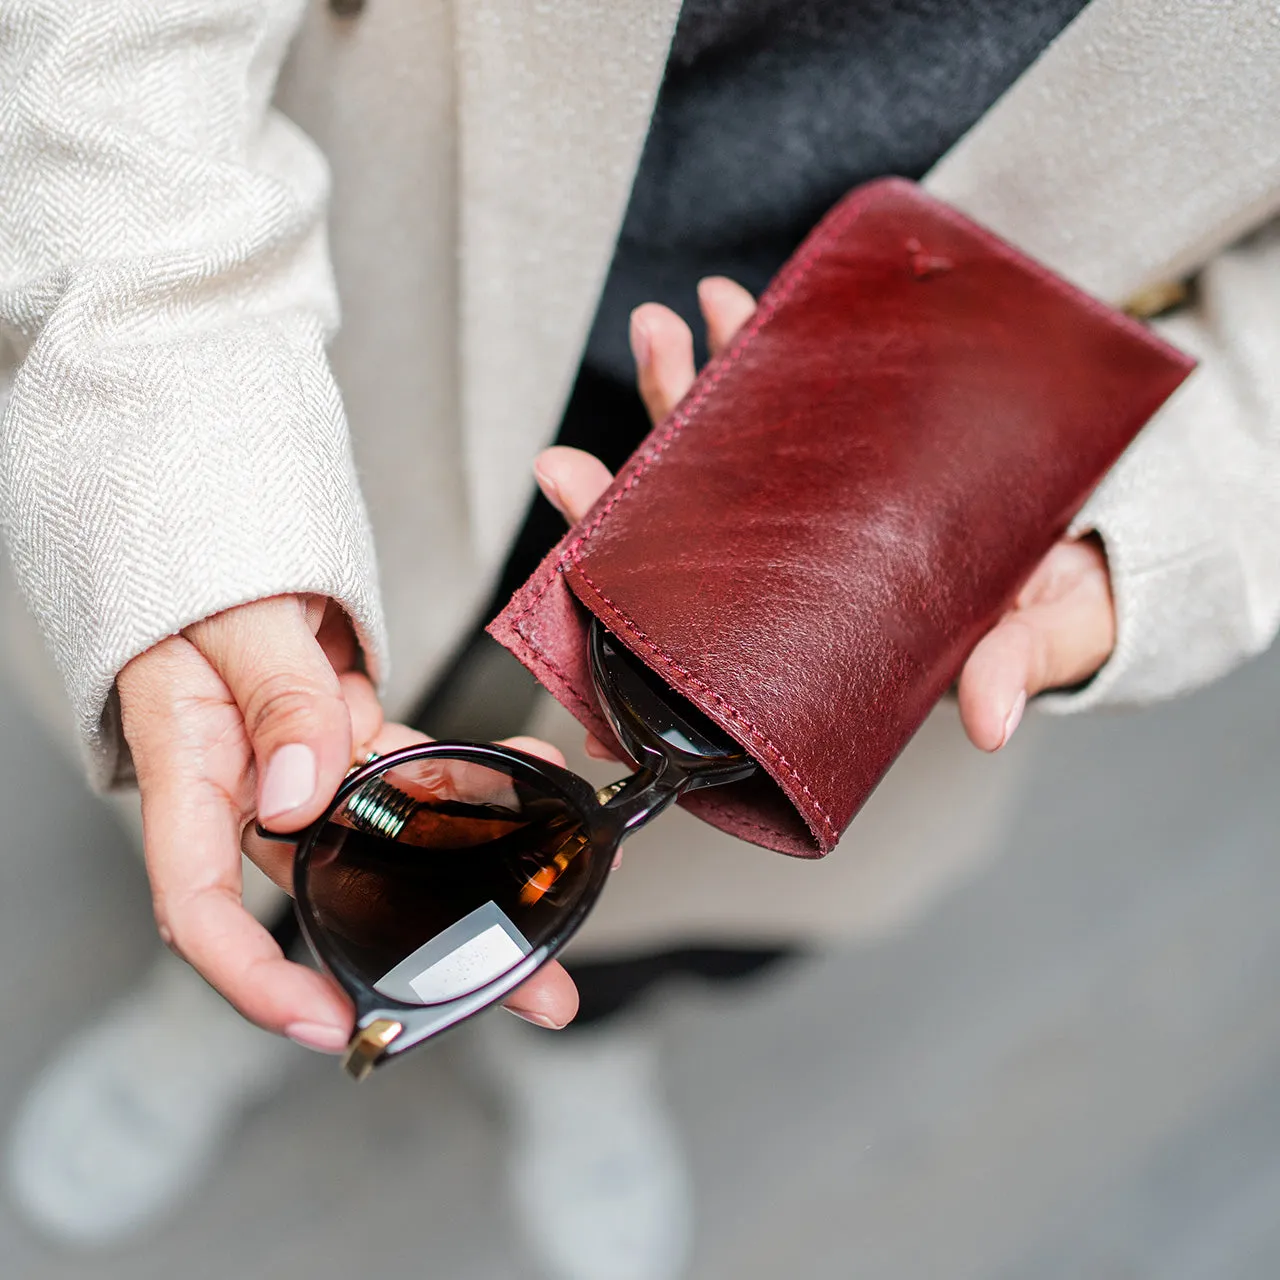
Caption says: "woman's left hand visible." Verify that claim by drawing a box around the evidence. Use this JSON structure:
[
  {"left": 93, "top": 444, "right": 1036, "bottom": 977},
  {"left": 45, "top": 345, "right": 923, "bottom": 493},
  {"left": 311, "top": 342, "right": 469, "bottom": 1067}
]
[{"left": 533, "top": 276, "right": 1117, "bottom": 753}]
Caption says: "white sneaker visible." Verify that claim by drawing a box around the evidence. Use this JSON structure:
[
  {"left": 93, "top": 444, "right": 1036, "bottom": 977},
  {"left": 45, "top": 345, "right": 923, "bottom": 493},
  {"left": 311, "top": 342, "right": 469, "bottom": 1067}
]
[
  {"left": 7, "top": 951, "right": 297, "bottom": 1246},
  {"left": 476, "top": 1013, "right": 693, "bottom": 1280}
]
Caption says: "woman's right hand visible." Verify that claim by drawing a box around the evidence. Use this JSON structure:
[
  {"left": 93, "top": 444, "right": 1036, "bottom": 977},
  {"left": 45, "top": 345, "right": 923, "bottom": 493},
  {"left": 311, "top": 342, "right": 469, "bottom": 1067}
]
[
  {"left": 118, "top": 594, "right": 383, "bottom": 1052},
  {"left": 119, "top": 595, "right": 579, "bottom": 1052}
]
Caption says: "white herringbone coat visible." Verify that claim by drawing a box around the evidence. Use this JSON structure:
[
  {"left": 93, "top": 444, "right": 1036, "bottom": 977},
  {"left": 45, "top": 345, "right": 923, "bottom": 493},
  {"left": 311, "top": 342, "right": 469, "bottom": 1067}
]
[{"left": 2, "top": 0, "right": 1279, "bottom": 948}]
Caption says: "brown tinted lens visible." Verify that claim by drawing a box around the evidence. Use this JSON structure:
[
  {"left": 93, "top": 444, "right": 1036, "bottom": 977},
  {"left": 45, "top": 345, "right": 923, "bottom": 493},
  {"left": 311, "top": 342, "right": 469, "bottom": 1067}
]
[{"left": 304, "top": 755, "right": 594, "bottom": 1005}]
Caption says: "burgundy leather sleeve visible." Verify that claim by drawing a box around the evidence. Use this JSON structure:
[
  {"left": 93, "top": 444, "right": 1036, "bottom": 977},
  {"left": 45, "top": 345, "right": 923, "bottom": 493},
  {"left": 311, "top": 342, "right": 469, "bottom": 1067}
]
[{"left": 489, "top": 178, "right": 1195, "bottom": 857}]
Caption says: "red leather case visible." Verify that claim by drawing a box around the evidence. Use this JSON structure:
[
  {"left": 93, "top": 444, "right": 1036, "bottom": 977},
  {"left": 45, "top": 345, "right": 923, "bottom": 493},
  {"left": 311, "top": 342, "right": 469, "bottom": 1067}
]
[{"left": 489, "top": 178, "right": 1195, "bottom": 857}]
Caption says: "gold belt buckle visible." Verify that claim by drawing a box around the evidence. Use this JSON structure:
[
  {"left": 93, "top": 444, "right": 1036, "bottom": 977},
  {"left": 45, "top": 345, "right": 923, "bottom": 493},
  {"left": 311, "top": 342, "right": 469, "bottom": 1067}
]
[{"left": 1123, "top": 279, "right": 1189, "bottom": 320}]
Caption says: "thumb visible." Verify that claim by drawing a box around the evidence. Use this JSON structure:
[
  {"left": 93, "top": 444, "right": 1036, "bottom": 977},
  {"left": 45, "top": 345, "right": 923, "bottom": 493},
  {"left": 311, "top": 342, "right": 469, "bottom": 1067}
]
[
  {"left": 534, "top": 446, "right": 614, "bottom": 525},
  {"left": 184, "top": 596, "right": 353, "bottom": 832}
]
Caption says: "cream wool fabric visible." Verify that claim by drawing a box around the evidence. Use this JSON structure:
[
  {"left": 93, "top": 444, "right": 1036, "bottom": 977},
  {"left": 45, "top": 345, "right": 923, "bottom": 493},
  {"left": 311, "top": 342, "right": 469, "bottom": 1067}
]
[
  {"left": 1, "top": 0, "right": 1279, "bottom": 950},
  {"left": 0, "top": 0, "right": 387, "bottom": 782}
]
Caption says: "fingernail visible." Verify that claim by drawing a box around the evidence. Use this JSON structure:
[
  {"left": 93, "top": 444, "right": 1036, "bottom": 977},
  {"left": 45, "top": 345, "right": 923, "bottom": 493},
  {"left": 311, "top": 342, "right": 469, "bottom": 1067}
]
[
  {"left": 260, "top": 743, "right": 318, "bottom": 820},
  {"left": 286, "top": 1021, "right": 349, "bottom": 1054},
  {"left": 504, "top": 1007, "right": 566, "bottom": 1031},
  {"left": 1000, "top": 690, "right": 1027, "bottom": 748},
  {"left": 533, "top": 461, "right": 568, "bottom": 519},
  {"left": 629, "top": 312, "right": 651, "bottom": 368}
]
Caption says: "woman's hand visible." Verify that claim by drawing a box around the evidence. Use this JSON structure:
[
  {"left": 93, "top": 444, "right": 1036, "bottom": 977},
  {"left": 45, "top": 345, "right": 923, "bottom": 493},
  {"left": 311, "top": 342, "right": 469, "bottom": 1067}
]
[
  {"left": 120, "top": 595, "right": 576, "bottom": 1054},
  {"left": 533, "top": 277, "right": 1117, "bottom": 754}
]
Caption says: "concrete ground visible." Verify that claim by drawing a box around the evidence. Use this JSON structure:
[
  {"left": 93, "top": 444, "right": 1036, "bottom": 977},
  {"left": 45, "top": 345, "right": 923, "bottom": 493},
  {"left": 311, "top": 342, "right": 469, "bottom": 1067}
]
[{"left": 1, "top": 639, "right": 1278, "bottom": 1280}]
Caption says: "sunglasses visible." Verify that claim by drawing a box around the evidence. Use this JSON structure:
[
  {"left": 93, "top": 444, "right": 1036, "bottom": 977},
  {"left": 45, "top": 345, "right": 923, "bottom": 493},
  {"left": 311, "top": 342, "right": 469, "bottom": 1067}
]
[{"left": 259, "top": 618, "right": 757, "bottom": 1080}]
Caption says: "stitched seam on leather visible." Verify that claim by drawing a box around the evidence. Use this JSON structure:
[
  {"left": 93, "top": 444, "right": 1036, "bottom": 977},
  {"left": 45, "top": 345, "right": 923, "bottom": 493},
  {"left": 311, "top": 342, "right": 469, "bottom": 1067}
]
[
  {"left": 689, "top": 801, "right": 815, "bottom": 850},
  {"left": 574, "top": 567, "right": 839, "bottom": 843},
  {"left": 500, "top": 602, "right": 815, "bottom": 849},
  {"left": 507, "top": 621, "right": 811, "bottom": 847},
  {"left": 505, "top": 577, "right": 830, "bottom": 845},
  {"left": 507, "top": 629, "right": 603, "bottom": 729}
]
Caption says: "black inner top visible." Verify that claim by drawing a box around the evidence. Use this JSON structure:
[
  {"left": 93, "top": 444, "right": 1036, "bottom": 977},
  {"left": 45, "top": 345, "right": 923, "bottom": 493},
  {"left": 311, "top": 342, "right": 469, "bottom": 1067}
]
[{"left": 583, "top": 0, "right": 1090, "bottom": 381}]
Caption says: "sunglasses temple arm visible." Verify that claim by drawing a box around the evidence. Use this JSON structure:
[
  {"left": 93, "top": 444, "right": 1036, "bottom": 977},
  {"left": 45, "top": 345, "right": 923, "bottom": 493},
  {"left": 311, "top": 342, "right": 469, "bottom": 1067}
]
[{"left": 600, "top": 765, "right": 690, "bottom": 836}]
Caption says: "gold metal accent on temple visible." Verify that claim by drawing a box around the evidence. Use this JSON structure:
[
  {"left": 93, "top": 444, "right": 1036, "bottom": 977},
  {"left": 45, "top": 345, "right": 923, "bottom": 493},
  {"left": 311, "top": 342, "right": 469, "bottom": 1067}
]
[
  {"left": 342, "top": 1018, "right": 403, "bottom": 1082},
  {"left": 596, "top": 780, "right": 628, "bottom": 806}
]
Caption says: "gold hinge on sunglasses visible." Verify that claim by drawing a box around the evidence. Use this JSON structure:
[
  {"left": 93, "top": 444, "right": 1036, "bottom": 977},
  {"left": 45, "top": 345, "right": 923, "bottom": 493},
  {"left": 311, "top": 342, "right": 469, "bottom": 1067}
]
[
  {"left": 342, "top": 1018, "right": 403, "bottom": 1082},
  {"left": 596, "top": 780, "right": 628, "bottom": 806}
]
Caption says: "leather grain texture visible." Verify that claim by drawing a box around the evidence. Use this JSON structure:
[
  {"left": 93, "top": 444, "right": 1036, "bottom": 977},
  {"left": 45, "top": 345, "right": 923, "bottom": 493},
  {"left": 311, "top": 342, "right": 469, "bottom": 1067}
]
[{"left": 490, "top": 178, "right": 1195, "bottom": 856}]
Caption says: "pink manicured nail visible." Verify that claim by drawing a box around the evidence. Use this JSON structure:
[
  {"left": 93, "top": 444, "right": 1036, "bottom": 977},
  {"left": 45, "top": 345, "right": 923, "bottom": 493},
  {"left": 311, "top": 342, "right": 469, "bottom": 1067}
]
[
  {"left": 1000, "top": 691, "right": 1027, "bottom": 748},
  {"left": 286, "top": 1022, "right": 349, "bottom": 1054},
  {"left": 260, "top": 743, "right": 318, "bottom": 820},
  {"left": 629, "top": 313, "right": 651, "bottom": 368},
  {"left": 504, "top": 1007, "right": 566, "bottom": 1031}
]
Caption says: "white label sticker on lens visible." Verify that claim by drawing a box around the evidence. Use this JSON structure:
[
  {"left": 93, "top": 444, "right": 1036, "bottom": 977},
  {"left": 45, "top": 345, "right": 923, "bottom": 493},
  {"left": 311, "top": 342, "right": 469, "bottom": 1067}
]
[{"left": 374, "top": 901, "right": 532, "bottom": 1005}]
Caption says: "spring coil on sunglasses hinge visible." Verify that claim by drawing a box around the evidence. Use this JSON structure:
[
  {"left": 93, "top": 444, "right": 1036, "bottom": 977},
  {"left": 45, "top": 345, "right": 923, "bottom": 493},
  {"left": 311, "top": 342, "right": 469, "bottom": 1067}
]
[{"left": 345, "top": 776, "right": 419, "bottom": 840}]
